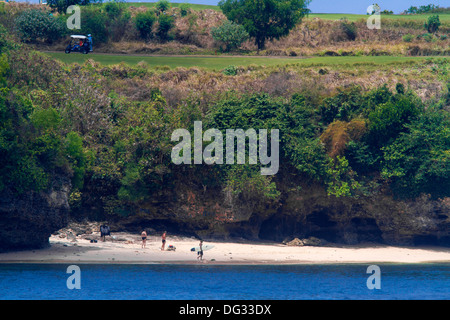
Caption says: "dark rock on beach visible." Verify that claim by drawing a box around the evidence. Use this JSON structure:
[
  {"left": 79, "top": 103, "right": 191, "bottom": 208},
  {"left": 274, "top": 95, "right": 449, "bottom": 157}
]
[{"left": 0, "top": 175, "right": 71, "bottom": 252}]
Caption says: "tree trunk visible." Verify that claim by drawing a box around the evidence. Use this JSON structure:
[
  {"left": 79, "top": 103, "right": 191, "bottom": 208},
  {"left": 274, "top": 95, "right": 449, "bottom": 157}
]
[{"left": 256, "top": 37, "right": 265, "bottom": 53}]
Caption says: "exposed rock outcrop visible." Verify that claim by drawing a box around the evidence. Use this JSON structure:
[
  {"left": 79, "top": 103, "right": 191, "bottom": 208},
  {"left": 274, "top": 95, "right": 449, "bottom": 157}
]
[
  {"left": 284, "top": 237, "right": 325, "bottom": 247},
  {"left": 0, "top": 175, "right": 71, "bottom": 251},
  {"left": 107, "top": 181, "right": 450, "bottom": 247}
]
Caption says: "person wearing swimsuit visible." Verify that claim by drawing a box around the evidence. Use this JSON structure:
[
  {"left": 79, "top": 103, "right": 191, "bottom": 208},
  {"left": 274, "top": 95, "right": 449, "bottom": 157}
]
[
  {"left": 141, "top": 230, "right": 147, "bottom": 249},
  {"left": 197, "top": 240, "right": 203, "bottom": 261},
  {"left": 161, "top": 231, "right": 167, "bottom": 251}
]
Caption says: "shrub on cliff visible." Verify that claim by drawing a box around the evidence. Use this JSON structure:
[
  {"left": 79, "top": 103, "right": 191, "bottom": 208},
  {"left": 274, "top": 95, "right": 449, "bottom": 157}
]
[
  {"left": 156, "top": 0, "right": 171, "bottom": 13},
  {"left": 211, "top": 20, "right": 249, "bottom": 52},
  {"left": 78, "top": 6, "right": 108, "bottom": 44},
  {"left": 325, "top": 155, "right": 361, "bottom": 197},
  {"left": 402, "top": 34, "right": 414, "bottom": 42},
  {"left": 15, "top": 8, "right": 65, "bottom": 43},
  {"left": 157, "top": 13, "right": 175, "bottom": 41},
  {"left": 104, "top": 1, "right": 131, "bottom": 42},
  {"left": 224, "top": 165, "right": 280, "bottom": 205},
  {"left": 340, "top": 21, "right": 357, "bottom": 41},
  {"left": 367, "top": 94, "right": 423, "bottom": 148},
  {"left": 424, "top": 15, "right": 441, "bottom": 33},
  {"left": 47, "top": 0, "right": 102, "bottom": 14},
  {"left": 104, "top": 0, "right": 126, "bottom": 19},
  {"left": 207, "top": 93, "right": 327, "bottom": 188},
  {"left": 342, "top": 88, "right": 424, "bottom": 175},
  {"left": 382, "top": 108, "right": 450, "bottom": 199},
  {"left": 318, "top": 86, "right": 365, "bottom": 124},
  {"left": 0, "top": 87, "right": 66, "bottom": 193},
  {"left": 135, "top": 10, "right": 156, "bottom": 40},
  {"left": 65, "top": 131, "right": 92, "bottom": 190},
  {"left": 179, "top": 3, "right": 191, "bottom": 16}
]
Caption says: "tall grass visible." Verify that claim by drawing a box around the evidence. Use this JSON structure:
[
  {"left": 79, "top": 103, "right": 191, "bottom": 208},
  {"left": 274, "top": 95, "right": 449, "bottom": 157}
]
[{"left": 125, "top": 2, "right": 220, "bottom": 11}]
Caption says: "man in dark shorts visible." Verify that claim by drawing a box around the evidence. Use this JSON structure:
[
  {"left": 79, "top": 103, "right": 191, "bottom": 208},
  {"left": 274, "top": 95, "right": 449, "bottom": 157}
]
[
  {"left": 161, "top": 231, "right": 167, "bottom": 251},
  {"left": 100, "top": 224, "right": 110, "bottom": 242},
  {"left": 197, "top": 240, "right": 203, "bottom": 261}
]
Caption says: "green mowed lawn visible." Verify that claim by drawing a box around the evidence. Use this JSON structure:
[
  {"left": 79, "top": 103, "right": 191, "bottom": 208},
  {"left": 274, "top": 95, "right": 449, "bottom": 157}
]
[{"left": 46, "top": 52, "right": 434, "bottom": 71}]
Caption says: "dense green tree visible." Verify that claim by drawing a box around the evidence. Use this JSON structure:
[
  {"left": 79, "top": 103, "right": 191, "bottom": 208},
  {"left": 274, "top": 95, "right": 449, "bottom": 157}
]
[
  {"left": 135, "top": 10, "right": 156, "bottom": 40},
  {"left": 219, "top": 0, "right": 311, "bottom": 51},
  {"left": 157, "top": 13, "right": 175, "bottom": 41},
  {"left": 207, "top": 93, "right": 328, "bottom": 195},
  {"left": 79, "top": 6, "right": 108, "bottom": 43},
  {"left": 179, "top": 3, "right": 191, "bottom": 16},
  {"left": 15, "top": 9, "right": 65, "bottom": 43},
  {"left": 104, "top": 0, "right": 126, "bottom": 19},
  {"left": 47, "top": 0, "right": 102, "bottom": 14},
  {"left": 340, "top": 21, "right": 357, "bottom": 41},
  {"left": 155, "top": 0, "right": 171, "bottom": 13},
  {"left": 424, "top": 15, "right": 441, "bottom": 33},
  {"left": 318, "top": 86, "right": 365, "bottom": 124},
  {"left": 367, "top": 94, "right": 423, "bottom": 148},
  {"left": 381, "top": 108, "right": 450, "bottom": 198},
  {"left": 0, "top": 85, "right": 67, "bottom": 193},
  {"left": 65, "top": 131, "right": 91, "bottom": 190},
  {"left": 325, "top": 155, "right": 361, "bottom": 197},
  {"left": 104, "top": 1, "right": 132, "bottom": 42}
]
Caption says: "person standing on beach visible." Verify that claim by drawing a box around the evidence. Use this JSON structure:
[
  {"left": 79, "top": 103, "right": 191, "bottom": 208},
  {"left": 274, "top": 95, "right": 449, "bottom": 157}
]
[
  {"left": 197, "top": 240, "right": 203, "bottom": 261},
  {"left": 141, "top": 230, "right": 147, "bottom": 249},
  {"left": 161, "top": 231, "right": 167, "bottom": 251},
  {"left": 100, "top": 224, "right": 110, "bottom": 242}
]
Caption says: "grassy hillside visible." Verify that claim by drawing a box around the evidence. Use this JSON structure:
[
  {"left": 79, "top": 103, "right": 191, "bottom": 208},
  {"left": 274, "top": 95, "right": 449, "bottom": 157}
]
[
  {"left": 3, "top": 2, "right": 449, "bottom": 57},
  {"left": 126, "top": 3, "right": 450, "bottom": 22},
  {"left": 126, "top": 2, "right": 220, "bottom": 11}
]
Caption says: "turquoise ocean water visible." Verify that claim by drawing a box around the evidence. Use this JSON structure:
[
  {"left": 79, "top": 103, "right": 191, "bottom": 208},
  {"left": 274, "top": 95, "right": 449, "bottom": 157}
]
[{"left": 0, "top": 263, "right": 449, "bottom": 300}]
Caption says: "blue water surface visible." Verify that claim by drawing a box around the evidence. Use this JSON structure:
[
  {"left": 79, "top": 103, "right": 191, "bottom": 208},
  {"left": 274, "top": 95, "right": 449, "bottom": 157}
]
[{"left": 0, "top": 263, "right": 449, "bottom": 300}]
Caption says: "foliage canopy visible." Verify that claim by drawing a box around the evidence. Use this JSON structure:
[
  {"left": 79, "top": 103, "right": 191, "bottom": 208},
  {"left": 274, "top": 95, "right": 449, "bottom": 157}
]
[{"left": 219, "top": 0, "right": 311, "bottom": 50}]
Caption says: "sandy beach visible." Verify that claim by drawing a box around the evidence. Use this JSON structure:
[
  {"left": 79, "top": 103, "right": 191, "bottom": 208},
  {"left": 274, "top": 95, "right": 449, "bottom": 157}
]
[{"left": 1, "top": 231, "right": 450, "bottom": 265}]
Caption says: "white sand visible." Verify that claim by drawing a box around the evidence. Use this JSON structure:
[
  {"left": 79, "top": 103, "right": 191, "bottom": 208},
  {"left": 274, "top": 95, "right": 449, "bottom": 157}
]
[{"left": 1, "top": 232, "right": 450, "bottom": 264}]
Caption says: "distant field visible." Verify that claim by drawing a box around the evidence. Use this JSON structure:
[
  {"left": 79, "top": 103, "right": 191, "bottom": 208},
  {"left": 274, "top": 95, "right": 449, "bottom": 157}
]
[
  {"left": 45, "top": 52, "right": 435, "bottom": 71},
  {"left": 307, "top": 13, "right": 450, "bottom": 23}
]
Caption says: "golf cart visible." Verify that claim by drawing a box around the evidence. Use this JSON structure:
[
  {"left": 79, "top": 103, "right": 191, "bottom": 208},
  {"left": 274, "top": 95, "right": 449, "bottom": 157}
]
[{"left": 65, "top": 35, "right": 93, "bottom": 54}]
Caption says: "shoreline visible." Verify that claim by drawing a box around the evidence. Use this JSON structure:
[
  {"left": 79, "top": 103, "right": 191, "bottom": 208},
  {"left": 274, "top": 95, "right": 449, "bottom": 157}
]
[
  {"left": 2, "top": 259, "right": 450, "bottom": 266},
  {"left": 1, "top": 232, "right": 450, "bottom": 265}
]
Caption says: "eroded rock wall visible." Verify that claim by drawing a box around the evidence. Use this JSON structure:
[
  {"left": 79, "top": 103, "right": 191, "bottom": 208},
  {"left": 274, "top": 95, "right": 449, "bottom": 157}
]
[
  {"left": 0, "top": 175, "right": 71, "bottom": 251},
  {"left": 110, "top": 181, "right": 450, "bottom": 246}
]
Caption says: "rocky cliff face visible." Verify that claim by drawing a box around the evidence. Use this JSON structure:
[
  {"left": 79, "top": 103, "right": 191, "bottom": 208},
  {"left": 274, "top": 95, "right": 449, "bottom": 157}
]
[
  {"left": 8, "top": 174, "right": 446, "bottom": 250},
  {"left": 260, "top": 188, "right": 450, "bottom": 246},
  {"left": 0, "top": 175, "right": 71, "bottom": 251},
  {"left": 110, "top": 181, "right": 450, "bottom": 247}
]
